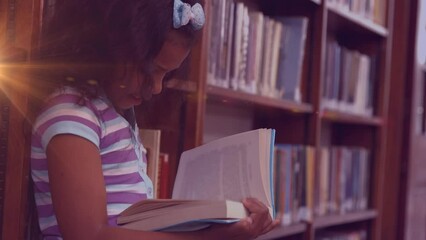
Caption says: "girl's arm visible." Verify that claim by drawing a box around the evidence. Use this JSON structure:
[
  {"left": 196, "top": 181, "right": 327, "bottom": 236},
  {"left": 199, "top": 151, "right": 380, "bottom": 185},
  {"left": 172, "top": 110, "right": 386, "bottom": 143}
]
[{"left": 47, "top": 134, "right": 277, "bottom": 240}]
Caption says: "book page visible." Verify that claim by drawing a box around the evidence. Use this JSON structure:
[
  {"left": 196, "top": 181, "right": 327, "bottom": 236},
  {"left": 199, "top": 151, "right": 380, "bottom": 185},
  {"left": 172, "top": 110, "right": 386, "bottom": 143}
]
[{"left": 172, "top": 129, "right": 273, "bottom": 214}]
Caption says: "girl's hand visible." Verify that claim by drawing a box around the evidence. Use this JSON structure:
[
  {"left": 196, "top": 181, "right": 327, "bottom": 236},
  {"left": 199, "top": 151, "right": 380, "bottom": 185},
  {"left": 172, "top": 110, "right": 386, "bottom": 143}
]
[{"left": 204, "top": 198, "right": 281, "bottom": 240}]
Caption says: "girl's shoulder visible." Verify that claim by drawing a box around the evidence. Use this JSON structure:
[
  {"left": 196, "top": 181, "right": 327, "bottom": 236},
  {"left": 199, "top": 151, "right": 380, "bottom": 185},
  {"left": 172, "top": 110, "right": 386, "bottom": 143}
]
[
  {"left": 42, "top": 86, "right": 110, "bottom": 113},
  {"left": 33, "top": 86, "right": 112, "bottom": 131},
  {"left": 32, "top": 86, "right": 110, "bottom": 150}
]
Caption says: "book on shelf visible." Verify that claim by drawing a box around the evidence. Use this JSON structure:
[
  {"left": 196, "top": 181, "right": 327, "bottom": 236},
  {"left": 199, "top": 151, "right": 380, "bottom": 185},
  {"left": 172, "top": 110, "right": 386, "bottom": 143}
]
[
  {"left": 139, "top": 129, "right": 162, "bottom": 199},
  {"left": 313, "top": 146, "right": 370, "bottom": 217},
  {"left": 118, "top": 128, "right": 276, "bottom": 232},
  {"left": 158, "top": 152, "right": 171, "bottom": 199},
  {"left": 206, "top": 0, "right": 308, "bottom": 102},
  {"left": 139, "top": 129, "right": 172, "bottom": 199},
  {"left": 246, "top": 11, "right": 264, "bottom": 95},
  {"left": 230, "top": 2, "right": 245, "bottom": 91},
  {"left": 327, "top": 0, "right": 387, "bottom": 26},
  {"left": 322, "top": 39, "right": 375, "bottom": 116},
  {"left": 275, "top": 17, "right": 308, "bottom": 102}
]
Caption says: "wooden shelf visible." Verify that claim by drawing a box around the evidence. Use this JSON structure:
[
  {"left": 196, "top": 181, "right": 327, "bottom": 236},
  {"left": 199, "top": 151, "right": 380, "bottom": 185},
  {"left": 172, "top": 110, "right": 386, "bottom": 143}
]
[
  {"left": 326, "top": 3, "right": 388, "bottom": 38},
  {"left": 313, "top": 210, "right": 378, "bottom": 229},
  {"left": 165, "top": 78, "right": 197, "bottom": 93},
  {"left": 321, "top": 109, "right": 383, "bottom": 126},
  {"left": 207, "top": 85, "right": 313, "bottom": 114},
  {"left": 257, "top": 223, "right": 307, "bottom": 240}
]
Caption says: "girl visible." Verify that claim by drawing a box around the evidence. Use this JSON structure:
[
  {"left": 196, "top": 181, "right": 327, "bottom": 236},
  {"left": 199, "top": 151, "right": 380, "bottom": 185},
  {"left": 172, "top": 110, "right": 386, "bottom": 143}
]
[{"left": 31, "top": 0, "right": 279, "bottom": 239}]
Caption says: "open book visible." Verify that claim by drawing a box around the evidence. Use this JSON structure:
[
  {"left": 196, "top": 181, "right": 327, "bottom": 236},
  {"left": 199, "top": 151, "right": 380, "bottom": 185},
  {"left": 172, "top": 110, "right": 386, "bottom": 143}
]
[{"left": 118, "top": 128, "right": 276, "bottom": 232}]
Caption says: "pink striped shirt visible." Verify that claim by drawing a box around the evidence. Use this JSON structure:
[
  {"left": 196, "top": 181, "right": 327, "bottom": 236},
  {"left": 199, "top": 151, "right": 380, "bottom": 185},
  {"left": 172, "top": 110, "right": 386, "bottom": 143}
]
[{"left": 31, "top": 87, "right": 153, "bottom": 239}]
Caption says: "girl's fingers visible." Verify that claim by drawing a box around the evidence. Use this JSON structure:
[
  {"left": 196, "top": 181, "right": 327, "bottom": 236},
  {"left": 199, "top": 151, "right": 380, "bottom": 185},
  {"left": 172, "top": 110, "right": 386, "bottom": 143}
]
[
  {"left": 243, "top": 198, "right": 274, "bottom": 235},
  {"left": 240, "top": 198, "right": 281, "bottom": 238},
  {"left": 243, "top": 198, "right": 270, "bottom": 222},
  {"left": 242, "top": 198, "right": 266, "bottom": 213},
  {"left": 261, "top": 218, "right": 280, "bottom": 235}
]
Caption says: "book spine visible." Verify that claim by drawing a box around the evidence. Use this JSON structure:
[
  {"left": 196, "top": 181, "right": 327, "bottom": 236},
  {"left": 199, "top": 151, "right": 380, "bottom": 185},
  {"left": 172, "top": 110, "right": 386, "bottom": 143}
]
[
  {"left": 158, "top": 153, "right": 170, "bottom": 199},
  {"left": 282, "top": 145, "right": 292, "bottom": 225}
]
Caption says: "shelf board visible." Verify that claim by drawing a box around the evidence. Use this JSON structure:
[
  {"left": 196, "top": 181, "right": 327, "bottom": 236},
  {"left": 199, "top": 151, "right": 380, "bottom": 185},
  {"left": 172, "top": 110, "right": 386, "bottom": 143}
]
[
  {"left": 165, "top": 78, "right": 197, "bottom": 93},
  {"left": 321, "top": 109, "right": 383, "bottom": 126},
  {"left": 313, "top": 210, "right": 378, "bottom": 229},
  {"left": 257, "top": 223, "right": 307, "bottom": 240},
  {"left": 207, "top": 85, "right": 313, "bottom": 113},
  {"left": 326, "top": 3, "right": 388, "bottom": 38}
]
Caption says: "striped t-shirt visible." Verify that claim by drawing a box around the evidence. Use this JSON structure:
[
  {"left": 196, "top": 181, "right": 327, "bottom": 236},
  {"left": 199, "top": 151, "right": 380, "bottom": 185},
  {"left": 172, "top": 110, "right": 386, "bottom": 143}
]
[{"left": 31, "top": 86, "right": 153, "bottom": 239}]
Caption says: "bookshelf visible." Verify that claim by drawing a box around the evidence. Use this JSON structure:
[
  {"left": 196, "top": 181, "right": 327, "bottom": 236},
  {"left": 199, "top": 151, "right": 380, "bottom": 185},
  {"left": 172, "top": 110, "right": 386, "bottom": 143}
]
[
  {"left": 0, "top": 0, "right": 399, "bottom": 239},
  {"left": 137, "top": 0, "right": 395, "bottom": 240}
]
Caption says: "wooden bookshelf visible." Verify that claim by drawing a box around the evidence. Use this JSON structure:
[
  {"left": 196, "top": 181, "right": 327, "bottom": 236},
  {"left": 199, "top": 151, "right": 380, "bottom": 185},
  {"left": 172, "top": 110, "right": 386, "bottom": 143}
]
[
  {"left": 313, "top": 210, "right": 378, "bottom": 229},
  {"left": 185, "top": 0, "right": 394, "bottom": 239},
  {"left": 258, "top": 223, "right": 307, "bottom": 240},
  {"left": 0, "top": 0, "right": 399, "bottom": 239},
  {"left": 191, "top": 0, "right": 394, "bottom": 239}
]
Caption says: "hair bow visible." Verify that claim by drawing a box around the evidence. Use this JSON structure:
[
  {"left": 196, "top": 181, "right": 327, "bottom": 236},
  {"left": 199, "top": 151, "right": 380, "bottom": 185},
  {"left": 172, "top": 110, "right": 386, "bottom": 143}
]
[{"left": 173, "top": 0, "right": 205, "bottom": 30}]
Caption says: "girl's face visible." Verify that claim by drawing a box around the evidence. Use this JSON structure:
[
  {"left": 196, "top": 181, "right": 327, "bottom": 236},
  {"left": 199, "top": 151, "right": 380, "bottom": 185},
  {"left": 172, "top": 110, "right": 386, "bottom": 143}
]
[{"left": 105, "top": 34, "right": 191, "bottom": 114}]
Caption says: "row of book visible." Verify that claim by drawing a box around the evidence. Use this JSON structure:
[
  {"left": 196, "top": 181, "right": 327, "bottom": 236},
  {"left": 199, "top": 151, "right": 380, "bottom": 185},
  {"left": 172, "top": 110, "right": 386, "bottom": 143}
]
[
  {"left": 322, "top": 39, "right": 375, "bottom": 116},
  {"left": 206, "top": 0, "right": 308, "bottom": 102},
  {"left": 273, "top": 145, "right": 371, "bottom": 226},
  {"left": 327, "top": 0, "right": 387, "bottom": 26},
  {"left": 316, "top": 229, "right": 367, "bottom": 240},
  {"left": 274, "top": 145, "right": 314, "bottom": 225},
  {"left": 314, "top": 147, "right": 370, "bottom": 217}
]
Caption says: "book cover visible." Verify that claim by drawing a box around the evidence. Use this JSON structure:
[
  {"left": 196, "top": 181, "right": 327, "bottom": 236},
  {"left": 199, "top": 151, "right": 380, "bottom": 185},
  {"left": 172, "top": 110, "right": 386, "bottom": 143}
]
[
  {"left": 118, "top": 128, "right": 276, "bottom": 232},
  {"left": 118, "top": 199, "right": 247, "bottom": 232}
]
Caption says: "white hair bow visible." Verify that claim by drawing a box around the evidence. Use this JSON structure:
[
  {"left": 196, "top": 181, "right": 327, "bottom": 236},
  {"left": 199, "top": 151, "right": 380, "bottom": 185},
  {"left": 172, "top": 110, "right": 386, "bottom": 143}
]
[{"left": 173, "top": 0, "right": 205, "bottom": 30}]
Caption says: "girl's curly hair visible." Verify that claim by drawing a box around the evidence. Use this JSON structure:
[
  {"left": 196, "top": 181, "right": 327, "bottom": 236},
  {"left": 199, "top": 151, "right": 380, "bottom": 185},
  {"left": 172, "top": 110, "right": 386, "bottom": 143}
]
[{"left": 35, "top": 0, "right": 203, "bottom": 99}]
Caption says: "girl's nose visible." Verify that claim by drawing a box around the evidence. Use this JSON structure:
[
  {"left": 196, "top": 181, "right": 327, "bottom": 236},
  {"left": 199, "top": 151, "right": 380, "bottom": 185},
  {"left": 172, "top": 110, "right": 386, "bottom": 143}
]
[{"left": 151, "top": 74, "right": 165, "bottom": 95}]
